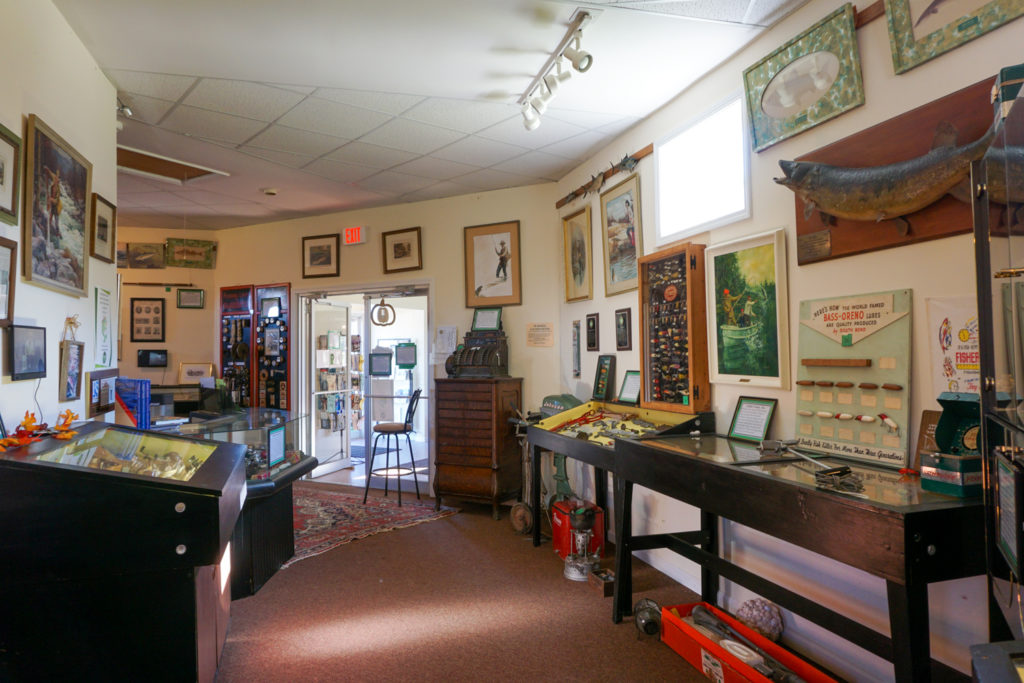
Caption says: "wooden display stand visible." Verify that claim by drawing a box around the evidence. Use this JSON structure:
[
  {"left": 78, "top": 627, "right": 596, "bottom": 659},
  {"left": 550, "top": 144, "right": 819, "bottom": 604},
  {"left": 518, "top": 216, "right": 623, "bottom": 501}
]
[{"left": 637, "top": 242, "right": 710, "bottom": 413}]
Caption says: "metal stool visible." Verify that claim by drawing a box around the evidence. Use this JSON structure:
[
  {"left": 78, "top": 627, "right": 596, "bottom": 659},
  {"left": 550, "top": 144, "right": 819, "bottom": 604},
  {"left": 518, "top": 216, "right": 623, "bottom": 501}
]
[{"left": 363, "top": 389, "right": 421, "bottom": 505}]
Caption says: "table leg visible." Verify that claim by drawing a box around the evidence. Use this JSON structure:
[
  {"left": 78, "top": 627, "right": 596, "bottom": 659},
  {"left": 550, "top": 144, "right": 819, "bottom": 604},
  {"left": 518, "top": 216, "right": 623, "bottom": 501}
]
[
  {"left": 700, "top": 510, "right": 718, "bottom": 605},
  {"left": 531, "top": 445, "right": 542, "bottom": 547},
  {"left": 595, "top": 467, "right": 608, "bottom": 543},
  {"left": 612, "top": 477, "right": 633, "bottom": 623},
  {"left": 887, "top": 579, "right": 929, "bottom": 682}
]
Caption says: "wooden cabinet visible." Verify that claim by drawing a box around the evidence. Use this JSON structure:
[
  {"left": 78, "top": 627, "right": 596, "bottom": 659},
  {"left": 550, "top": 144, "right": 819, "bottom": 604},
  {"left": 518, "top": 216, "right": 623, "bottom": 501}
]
[{"left": 434, "top": 377, "right": 523, "bottom": 519}]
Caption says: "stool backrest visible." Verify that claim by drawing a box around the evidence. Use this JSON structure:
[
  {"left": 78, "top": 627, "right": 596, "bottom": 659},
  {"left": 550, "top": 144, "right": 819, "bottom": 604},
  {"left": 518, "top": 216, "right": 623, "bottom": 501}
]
[{"left": 404, "top": 388, "right": 422, "bottom": 430}]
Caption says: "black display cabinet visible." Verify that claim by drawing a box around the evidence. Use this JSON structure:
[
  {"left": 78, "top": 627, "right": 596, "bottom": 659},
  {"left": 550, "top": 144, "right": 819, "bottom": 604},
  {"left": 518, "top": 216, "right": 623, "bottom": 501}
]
[
  {"left": 0, "top": 422, "right": 246, "bottom": 682},
  {"left": 974, "top": 68, "right": 1024, "bottom": 643}
]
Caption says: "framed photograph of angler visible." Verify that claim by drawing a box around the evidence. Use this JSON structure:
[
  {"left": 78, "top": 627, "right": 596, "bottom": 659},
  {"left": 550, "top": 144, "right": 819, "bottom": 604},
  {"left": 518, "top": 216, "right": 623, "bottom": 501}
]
[
  {"left": 600, "top": 175, "right": 642, "bottom": 297},
  {"left": 464, "top": 220, "right": 521, "bottom": 308},
  {"left": 23, "top": 114, "right": 92, "bottom": 298},
  {"left": 705, "top": 228, "right": 790, "bottom": 390}
]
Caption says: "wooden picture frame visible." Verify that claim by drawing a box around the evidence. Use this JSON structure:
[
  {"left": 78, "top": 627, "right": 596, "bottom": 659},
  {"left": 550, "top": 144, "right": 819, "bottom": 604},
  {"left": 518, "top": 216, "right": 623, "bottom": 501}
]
[
  {"left": 743, "top": 3, "right": 864, "bottom": 152},
  {"left": 302, "top": 233, "right": 340, "bottom": 278},
  {"left": 127, "top": 242, "right": 165, "bottom": 269},
  {"left": 130, "top": 297, "right": 165, "bottom": 342},
  {"left": 381, "top": 226, "right": 422, "bottom": 273},
  {"left": 178, "top": 362, "right": 215, "bottom": 384},
  {"left": 0, "top": 236, "right": 15, "bottom": 327},
  {"left": 86, "top": 367, "right": 118, "bottom": 418},
  {"left": 600, "top": 175, "right": 642, "bottom": 297},
  {"left": 586, "top": 312, "right": 599, "bottom": 351},
  {"left": 464, "top": 220, "right": 521, "bottom": 307},
  {"left": 885, "top": 0, "right": 1024, "bottom": 74},
  {"left": 728, "top": 396, "right": 778, "bottom": 442},
  {"left": 89, "top": 193, "right": 117, "bottom": 263},
  {"left": 176, "top": 288, "right": 205, "bottom": 309},
  {"left": 23, "top": 114, "right": 92, "bottom": 298},
  {"left": 706, "top": 228, "right": 790, "bottom": 389},
  {"left": 0, "top": 121, "right": 21, "bottom": 226},
  {"left": 165, "top": 238, "right": 217, "bottom": 269},
  {"left": 9, "top": 324, "right": 46, "bottom": 380},
  {"left": 59, "top": 340, "right": 85, "bottom": 402},
  {"left": 615, "top": 307, "right": 632, "bottom": 351},
  {"left": 562, "top": 206, "right": 592, "bottom": 302}
]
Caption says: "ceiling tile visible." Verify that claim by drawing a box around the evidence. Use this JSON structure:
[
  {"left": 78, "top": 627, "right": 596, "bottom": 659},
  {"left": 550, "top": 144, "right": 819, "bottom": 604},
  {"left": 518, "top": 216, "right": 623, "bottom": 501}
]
[
  {"left": 105, "top": 69, "right": 197, "bottom": 102},
  {"left": 279, "top": 97, "right": 393, "bottom": 139},
  {"left": 449, "top": 168, "right": 539, "bottom": 192},
  {"left": 431, "top": 136, "right": 527, "bottom": 167},
  {"left": 491, "top": 150, "right": 575, "bottom": 180},
  {"left": 313, "top": 87, "right": 424, "bottom": 115},
  {"left": 121, "top": 191, "right": 203, "bottom": 209},
  {"left": 170, "top": 190, "right": 256, "bottom": 206},
  {"left": 540, "top": 130, "right": 613, "bottom": 160},
  {"left": 403, "top": 98, "right": 519, "bottom": 134},
  {"left": 238, "top": 146, "right": 316, "bottom": 169},
  {"left": 360, "top": 119, "right": 466, "bottom": 155},
  {"left": 544, "top": 108, "right": 632, "bottom": 130},
  {"left": 390, "top": 156, "right": 481, "bottom": 181},
  {"left": 477, "top": 115, "right": 587, "bottom": 150},
  {"left": 265, "top": 82, "right": 317, "bottom": 95},
  {"left": 117, "top": 93, "right": 176, "bottom": 126},
  {"left": 244, "top": 124, "right": 348, "bottom": 157},
  {"left": 326, "top": 142, "right": 418, "bottom": 169},
  {"left": 183, "top": 79, "right": 305, "bottom": 121},
  {"left": 357, "top": 170, "right": 438, "bottom": 195},
  {"left": 401, "top": 180, "right": 478, "bottom": 203},
  {"left": 161, "top": 105, "right": 268, "bottom": 144},
  {"left": 116, "top": 171, "right": 166, "bottom": 194},
  {"left": 304, "top": 158, "right": 380, "bottom": 183}
]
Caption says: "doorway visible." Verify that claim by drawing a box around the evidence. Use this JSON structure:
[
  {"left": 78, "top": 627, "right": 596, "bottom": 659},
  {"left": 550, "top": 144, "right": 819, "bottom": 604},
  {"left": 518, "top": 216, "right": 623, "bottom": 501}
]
[{"left": 297, "top": 284, "right": 431, "bottom": 494}]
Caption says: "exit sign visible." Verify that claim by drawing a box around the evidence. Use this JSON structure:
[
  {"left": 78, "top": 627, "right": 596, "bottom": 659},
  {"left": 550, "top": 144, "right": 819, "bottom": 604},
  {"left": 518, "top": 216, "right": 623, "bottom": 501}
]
[{"left": 344, "top": 226, "right": 366, "bottom": 245}]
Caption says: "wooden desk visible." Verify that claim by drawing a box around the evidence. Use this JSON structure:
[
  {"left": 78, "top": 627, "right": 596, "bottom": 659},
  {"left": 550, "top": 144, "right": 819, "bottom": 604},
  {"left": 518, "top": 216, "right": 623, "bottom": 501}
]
[{"left": 613, "top": 435, "right": 984, "bottom": 682}]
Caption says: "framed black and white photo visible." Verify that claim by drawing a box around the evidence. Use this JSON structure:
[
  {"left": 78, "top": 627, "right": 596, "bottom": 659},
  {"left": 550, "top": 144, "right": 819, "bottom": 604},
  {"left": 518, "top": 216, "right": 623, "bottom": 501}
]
[
  {"left": 130, "top": 297, "right": 165, "bottom": 342},
  {"left": 302, "top": 233, "right": 339, "bottom": 278},
  {"left": 382, "top": 226, "right": 422, "bottom": 273}
]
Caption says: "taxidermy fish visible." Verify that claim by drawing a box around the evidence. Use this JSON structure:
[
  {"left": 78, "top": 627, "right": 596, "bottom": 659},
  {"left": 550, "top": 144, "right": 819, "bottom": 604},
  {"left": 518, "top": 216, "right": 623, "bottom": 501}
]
[
  {"left": 948, "top": 144, "right": 1024, "bottom": 227},
  {"left": 612, "top": 154, "right": 639, "bottom": 174},
  {"left": 583, "top": 173, "right": 604, "bottom": 197},
  {"left": 774, "top": 116, "right": 998, "bottom": 225},
  {"left": 560, "top": 188, "right": 582, "bottom": 205}
]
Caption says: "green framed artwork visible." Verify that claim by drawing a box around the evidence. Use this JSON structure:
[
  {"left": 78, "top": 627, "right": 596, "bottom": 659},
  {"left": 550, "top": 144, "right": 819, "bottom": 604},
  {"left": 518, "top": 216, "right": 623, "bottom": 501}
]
[
  {"left": 743, "top": 3, "right": 863, "bottom": 152},
  {"left": 706, "top": 228, "right": 790, "bottom": 389},
  {"left": 728, "top": 396, "right": 778, "bottom": 442},
  {"left": 885, "top": 0, "right": 1024, "bottom": 74},
  {"left": 165, "top": 238, "right": 217, "bottom": 268}
]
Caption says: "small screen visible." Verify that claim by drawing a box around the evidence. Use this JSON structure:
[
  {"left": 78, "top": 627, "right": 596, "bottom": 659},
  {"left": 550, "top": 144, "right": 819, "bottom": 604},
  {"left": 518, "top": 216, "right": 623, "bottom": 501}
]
[{"left": 268, "top": 425, "right": 286, "bottom": 467}]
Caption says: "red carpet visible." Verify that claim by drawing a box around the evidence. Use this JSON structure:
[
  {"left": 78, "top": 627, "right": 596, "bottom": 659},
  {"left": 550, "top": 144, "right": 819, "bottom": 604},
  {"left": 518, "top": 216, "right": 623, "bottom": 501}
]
[{"left": 283, "top": 481, "right": 457, "bottom": 567}]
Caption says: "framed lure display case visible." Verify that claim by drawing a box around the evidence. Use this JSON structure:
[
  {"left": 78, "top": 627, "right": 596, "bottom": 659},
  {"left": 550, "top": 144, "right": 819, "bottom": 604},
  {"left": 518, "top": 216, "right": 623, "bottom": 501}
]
[
  {"left": 637, "top": 242, "right": 710, "bottom": 414},
  {"left": 0, "top": 421, "right": 246, "bottom": 680},
  {"left": 255, "top": 283, "right": 290, "bottom": 410},
  {"left": 221, "top": 284, "right": 254, "bottom": 407}
]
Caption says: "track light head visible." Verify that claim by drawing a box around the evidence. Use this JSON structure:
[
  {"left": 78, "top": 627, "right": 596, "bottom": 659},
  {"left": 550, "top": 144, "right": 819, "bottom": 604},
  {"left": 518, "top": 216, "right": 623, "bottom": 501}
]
[
  {"left": 117, "top": 98, "right": 134, "bottom": 118},
  {"left": 521, "top": 103, "right": 541, "bottom": 131},
  {"left": 563, "top": 33, "right": 592, "bottom": 72},
  {"left": 529, "top": 82, "right": 554, "bottom": 115},
  {"left": 543, "top": 62, "right": 572, "bottom": 95}
]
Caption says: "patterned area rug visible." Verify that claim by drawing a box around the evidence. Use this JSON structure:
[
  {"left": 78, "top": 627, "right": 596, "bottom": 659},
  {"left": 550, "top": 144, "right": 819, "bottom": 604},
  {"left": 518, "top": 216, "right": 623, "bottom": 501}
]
[{"left": 283, "top": 482, "right": 457, "bottom": 568}]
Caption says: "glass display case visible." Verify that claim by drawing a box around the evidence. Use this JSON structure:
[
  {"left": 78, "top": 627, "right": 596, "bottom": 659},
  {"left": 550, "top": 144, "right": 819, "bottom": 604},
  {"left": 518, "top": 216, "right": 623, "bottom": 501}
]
[
  {"left": 974, "top": 68, "right": 1024, "bottom": 641},
  {"left": 637, "top": 242, "right": 711, "bottom": 413},
  {"left": 179, "top": 407, "right": 309, "bottom": 481}
]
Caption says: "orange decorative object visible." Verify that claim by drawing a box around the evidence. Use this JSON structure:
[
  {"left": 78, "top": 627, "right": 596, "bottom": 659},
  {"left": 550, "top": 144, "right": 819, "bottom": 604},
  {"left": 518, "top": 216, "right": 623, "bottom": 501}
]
[{"left": 54, "top": 409, "right": 79, "bottom": 432}]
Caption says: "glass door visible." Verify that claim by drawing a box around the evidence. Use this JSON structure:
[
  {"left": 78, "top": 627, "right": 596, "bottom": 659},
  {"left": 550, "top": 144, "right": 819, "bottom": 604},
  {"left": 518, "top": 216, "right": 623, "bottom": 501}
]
[{"left": 307, "top": 298, "right": 351, "bottom": 478}]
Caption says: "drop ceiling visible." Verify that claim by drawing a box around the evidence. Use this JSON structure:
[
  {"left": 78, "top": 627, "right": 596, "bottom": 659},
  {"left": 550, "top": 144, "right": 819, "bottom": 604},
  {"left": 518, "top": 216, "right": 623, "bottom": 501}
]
[{"left": 53, "top": 0, "right": 808, "bottom": 230}]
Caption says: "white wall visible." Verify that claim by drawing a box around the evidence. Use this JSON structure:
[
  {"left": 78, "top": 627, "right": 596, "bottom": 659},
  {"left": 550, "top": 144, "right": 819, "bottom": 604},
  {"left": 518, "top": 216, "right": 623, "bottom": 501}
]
[
  {"left": 0, "top": 0, "right": 117, "bottom": 427},
  {"left": 552, "top": 1, "right": 1018, "bottom": 679}
]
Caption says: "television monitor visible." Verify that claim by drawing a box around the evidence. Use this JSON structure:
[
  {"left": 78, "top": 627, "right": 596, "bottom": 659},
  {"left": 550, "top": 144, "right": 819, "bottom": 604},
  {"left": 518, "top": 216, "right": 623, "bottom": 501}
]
[
  {"left": 267, "top": 425, "right": 286, "bottom": 467},
  {"left": 9, "top": 325, "right": 46, "bottom": 381}
]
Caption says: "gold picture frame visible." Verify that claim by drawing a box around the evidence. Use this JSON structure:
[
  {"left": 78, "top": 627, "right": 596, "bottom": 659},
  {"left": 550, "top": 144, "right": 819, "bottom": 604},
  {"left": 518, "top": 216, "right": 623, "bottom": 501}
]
[
  {"left": 59, "top": 340, "right": 85, "bottom": 402},
  {"left": 600, "top": 175, "right": 643, "bottom": 297},
  {"left": 0, "top": 121, "right": 21, "bottom": 226},
  {"left": 464, "top": 220, "right": 521, "bottom": 308},
  {"left": 562, "top": 206, "right": 592, "bottom": 302}
]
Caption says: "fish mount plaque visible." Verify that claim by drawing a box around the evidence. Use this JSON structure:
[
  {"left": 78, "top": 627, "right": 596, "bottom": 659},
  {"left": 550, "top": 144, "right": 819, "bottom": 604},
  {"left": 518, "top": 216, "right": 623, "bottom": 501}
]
[{"left": 786, "top": 76, "right": 1001, "bottom": 265}]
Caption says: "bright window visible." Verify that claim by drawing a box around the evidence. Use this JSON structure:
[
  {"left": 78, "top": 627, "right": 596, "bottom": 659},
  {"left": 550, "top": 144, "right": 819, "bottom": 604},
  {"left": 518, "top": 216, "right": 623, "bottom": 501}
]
[{"left": 654, "top": 94, "right": 750, "bottom": 244}]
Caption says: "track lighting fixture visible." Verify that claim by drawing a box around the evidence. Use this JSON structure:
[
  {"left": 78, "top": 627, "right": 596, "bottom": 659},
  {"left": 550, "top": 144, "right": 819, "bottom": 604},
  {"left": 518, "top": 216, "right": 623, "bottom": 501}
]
[
  {"left": 517, "top": 9, "right": 597, "bottom": 131},
  {"left": 116, "top": 98, "right": 133, "bottom": 118}
]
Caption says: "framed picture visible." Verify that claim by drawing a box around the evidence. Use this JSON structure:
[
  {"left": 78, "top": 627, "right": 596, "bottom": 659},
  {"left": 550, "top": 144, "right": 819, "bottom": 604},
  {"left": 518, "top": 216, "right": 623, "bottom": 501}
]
[
  {"left": 368, "top": 351, "right": 393, "bottom": 377},
  {"left": 592, "top": 354, "right": 616, "bottom": 401},
  {"left": 89, "top": 193, "right": 117, "bottom": 263},
  {"left": 743, "top": 3, "right": 864, "bottom": 152},
  {"left": 86, "top": 367, "right": 118, "bottom": 418},
  {"left": 600, "top": 175, "right": 643, "bottom": 297},
  {"left": 260, "top": 297, "right": 281, "bottom": 318},
  {"left": 728, "top": 396, "right": 778, "bottom": 442},
  {"left": 302, "top": 233, "right": 339, "bottom": 278},
  {"left": 615, "top": 307, "right": 632, "bottom": 351},
  {"left": 885, "top": 0, "right": 1024, "bottom": 74},
  {"left": 472, "top": 307, "right": 502, "bottom": 331},
  {"left": 562, "top": 206, "right": 592, "bottom": 302},
  {"left": 177, "top": 288, "right": 205, "bottom": 309},
  {"left": 381, "top": 226, "right": 422, "bottom": 273},
  {"left": 116, "top": 242, "right": 128, "bottom": 268},
  {"left": 618, "top": 370, "right": 642, "bottom": 405},
  {"left": 464, "top": 220, "right": 521, "bottom": 308},
  {"left": 59, "top": 340, "right": 85, "bottom": 402},
  {"left": 127, "top": 242, "right": 165, "bottom": 269},
  {"left": 9, "top": 324, "right": 46, "bottom": 380},
  {"left": 265, "top": 326, "right": 281, "bottom": 356},
  {"left": 165, "top": 238, "right": 217, "bottom": 269},
  {"left": 0, "top": 236, "right": 15, "bottom": 327},
  {"left": 585, "top": 312, "right": 599, "bottom": 351},
  {"left": 0, "top": 121, "right": 21, "bottom": 225},
  {"left": 572, "top": 320, "right": 581, "bottom": 378},
  {"left": 178, "top": 362, "right": 215, "bottom": 384},
  {"left": 706, "top": 228, "right": 790, "bottom": 389},
  {"left": 23, "top": 114, "right": 92, "bottom": 298},
  {"left": 130, "top": 297, "right": 165, "bottom": 342}
]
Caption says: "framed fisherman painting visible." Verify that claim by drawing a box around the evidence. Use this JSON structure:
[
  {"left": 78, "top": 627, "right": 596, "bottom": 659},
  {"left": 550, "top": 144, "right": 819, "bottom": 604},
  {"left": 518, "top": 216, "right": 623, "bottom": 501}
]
[
  {"left": 464, "top": 220, "right": 521, "bottom": 308},
  {"left": 600, "top": 175, "right": 642, "bottom": 297},
  {"left": 705, "top": 228, "right": 790, "bottom": 389}
]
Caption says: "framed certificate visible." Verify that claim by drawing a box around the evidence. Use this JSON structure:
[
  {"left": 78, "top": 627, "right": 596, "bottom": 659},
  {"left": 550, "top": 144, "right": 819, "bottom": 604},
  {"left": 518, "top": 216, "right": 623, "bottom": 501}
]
[{"left": 728, "top": 396, "right": 778, "bottom": 442}]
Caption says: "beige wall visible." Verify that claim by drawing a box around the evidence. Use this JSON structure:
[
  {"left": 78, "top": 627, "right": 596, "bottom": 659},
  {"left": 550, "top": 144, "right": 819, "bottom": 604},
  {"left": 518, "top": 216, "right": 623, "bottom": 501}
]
[{"left": 0, "top": 0, "right": 118, "bottom": 424}]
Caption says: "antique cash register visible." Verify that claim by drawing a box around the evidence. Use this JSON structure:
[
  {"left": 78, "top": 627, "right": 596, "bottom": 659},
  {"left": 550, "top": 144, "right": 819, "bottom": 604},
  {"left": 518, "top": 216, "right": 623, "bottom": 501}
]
[{"left": 445, "top": 307, "right": 509, "bottom": 378}]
